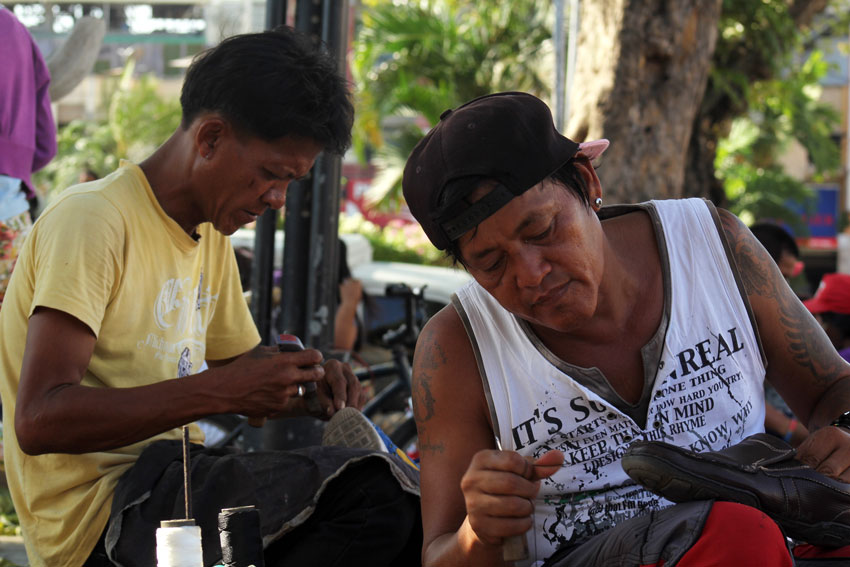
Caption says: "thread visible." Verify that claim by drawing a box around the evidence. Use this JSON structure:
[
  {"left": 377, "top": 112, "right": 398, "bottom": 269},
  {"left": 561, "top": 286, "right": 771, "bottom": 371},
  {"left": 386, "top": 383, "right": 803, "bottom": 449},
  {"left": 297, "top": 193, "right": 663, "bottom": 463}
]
[
  {"left": 156, "top": 519, "right": 204, "bottom": 567},
  {"left": 218, "top": 505, "right": 265, "bottom": 567}
]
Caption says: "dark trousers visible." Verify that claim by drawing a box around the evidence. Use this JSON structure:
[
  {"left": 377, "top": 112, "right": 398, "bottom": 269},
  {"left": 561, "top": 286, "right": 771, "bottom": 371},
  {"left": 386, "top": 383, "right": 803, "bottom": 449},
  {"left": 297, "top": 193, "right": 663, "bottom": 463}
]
[
  {"left": 86, "top": 443, "right": 421, "bottom": 566},
  {"left": 265, "top": 459, "right": 421, "bottom": 566}
]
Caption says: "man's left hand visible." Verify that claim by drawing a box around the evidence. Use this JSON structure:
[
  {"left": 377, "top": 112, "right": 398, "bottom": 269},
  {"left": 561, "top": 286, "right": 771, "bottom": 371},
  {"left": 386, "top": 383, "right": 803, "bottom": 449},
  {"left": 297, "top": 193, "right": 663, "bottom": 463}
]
[{"left": 797, "top": 425, "right": 850, "bottom": 483}]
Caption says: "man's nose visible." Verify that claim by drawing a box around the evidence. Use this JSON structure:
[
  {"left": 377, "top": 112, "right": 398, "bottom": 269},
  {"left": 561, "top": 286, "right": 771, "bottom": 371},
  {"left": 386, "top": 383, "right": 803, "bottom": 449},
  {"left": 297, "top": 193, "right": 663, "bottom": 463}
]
[
  {"left": 263, "top": 182, "right": 289, "bottom": 210},
  {"left": 513, "top": 249, "right": 550, "bottom": 288}
]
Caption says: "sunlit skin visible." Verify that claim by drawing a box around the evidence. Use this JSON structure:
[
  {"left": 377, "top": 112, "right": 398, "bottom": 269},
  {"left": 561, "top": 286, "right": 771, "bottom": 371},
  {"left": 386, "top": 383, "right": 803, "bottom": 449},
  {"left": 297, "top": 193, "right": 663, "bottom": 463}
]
[{"left": 141, "top": 113, "right": 322, "bottom": 237}]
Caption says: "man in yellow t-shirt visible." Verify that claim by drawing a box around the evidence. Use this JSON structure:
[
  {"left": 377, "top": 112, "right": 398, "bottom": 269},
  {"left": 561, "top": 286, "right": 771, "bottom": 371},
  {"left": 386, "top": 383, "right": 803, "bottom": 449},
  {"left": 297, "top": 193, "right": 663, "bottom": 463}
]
[{"left": 0, "top": 27, "right": 421, "bottom": 567}]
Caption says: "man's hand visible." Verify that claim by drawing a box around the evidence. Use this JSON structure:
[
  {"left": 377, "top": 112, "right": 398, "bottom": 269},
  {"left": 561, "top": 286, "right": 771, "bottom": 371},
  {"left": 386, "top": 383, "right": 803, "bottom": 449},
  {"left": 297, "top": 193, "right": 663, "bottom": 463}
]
[
  {"left": 229, "top": 346, "right": 367, "bottom": 420},
  {"left": 796, "top": 426, "right": 850, "bottom": 482},
  {"left": 311, "top": 357, "right": 368, "bottom": 418},
  {"left": 224, "top": 345, "right": 325, "bottom": 419},
  {"left": 461, "top": 449, "right": 564, "bottom": 547}
]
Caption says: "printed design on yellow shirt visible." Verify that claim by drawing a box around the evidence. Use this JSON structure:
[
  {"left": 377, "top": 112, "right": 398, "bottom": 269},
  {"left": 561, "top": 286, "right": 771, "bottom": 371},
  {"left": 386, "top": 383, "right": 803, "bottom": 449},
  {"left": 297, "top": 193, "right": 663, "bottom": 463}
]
[
  {"left": 139, "top": 271, "right": 216, "bottom": 365},
  {"left": 178, "top": 347, "right": 193, "bottom": 378},
  {"left": 155, "top": 272, "right": 216, "bottom": 333}
]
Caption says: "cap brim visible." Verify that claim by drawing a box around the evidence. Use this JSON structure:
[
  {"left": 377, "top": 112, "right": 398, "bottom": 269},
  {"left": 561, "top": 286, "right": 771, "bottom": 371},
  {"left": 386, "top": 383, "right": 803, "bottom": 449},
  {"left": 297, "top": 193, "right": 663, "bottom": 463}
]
[
  {"left": 578, "top": 139, "right": 609, "bottom": 161},
  {"left": 803, "top": 297, "right": 827, "bottom": 313}
]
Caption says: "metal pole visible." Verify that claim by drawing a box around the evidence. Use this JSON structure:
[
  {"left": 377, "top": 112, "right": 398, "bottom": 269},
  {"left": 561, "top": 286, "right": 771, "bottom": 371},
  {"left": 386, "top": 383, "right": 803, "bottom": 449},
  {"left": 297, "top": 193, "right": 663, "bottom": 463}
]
[
  {"left": 553, "top": 0, "right": 565, "bottom": 131},
  {"left": 249, "top": 209, "right": 277, "bottom": 344},
  {"left": 265, "top": 0, "right": 287, "bottom": 29},
  {"left": 264, "top": 0, "right": 349, "bottom": 450},
  {"left": 281, "top": 0, "right": 345, "bottom": 353},
  {"left": 564, "top": 0, "right": 580, "bottom": 131},
  {"left": 248, "top": 0, "right": 290, "bottom": 347}
]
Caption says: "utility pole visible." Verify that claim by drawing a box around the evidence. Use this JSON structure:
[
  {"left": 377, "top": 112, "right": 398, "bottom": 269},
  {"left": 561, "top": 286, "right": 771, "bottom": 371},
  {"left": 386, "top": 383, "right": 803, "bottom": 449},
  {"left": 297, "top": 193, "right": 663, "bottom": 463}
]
[{"left": 256, "top": 0, "right": 349, "bottom": 450}]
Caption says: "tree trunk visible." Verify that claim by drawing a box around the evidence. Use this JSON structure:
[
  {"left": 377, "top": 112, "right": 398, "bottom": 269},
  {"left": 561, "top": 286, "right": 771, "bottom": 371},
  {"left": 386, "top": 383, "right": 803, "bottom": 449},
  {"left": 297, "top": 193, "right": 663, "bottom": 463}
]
[
  {"left": 567, "top": 0, "right": 722, "bottom": 204},
  {"left": 569, "top": 0, "right": 831, "bottom": 207},
  {"left": 685, "top": 0, "right": 831, "bottom": 208}
]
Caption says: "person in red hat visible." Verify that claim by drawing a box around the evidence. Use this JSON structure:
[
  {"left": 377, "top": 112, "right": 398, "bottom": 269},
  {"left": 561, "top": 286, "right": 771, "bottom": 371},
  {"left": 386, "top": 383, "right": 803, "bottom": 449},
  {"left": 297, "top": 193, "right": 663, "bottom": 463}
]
[{"left": 805, "top": 273, "right": 850, "bottom": 363}]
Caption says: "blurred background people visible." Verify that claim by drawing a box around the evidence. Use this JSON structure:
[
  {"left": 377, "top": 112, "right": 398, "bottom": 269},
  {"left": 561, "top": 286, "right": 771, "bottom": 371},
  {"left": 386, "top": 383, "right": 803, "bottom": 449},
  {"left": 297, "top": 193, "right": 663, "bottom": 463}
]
[
  {"left": 0, "top": 6, "right": 57, "bottom": 308},
  {"left": 78, "top": 167, "right": 99, "bottom": 184},
  {"left": 335, "top": 237, "right": 365, "bottom": 353},
  {"left": 804, "top": 273, "right": 850, "bottom": 363},
  {"left": 752, "top": 221, "right": 809, "bottom": 446},
  {"left": 750, "top": 221, "right": 807, "bottom": 295}
]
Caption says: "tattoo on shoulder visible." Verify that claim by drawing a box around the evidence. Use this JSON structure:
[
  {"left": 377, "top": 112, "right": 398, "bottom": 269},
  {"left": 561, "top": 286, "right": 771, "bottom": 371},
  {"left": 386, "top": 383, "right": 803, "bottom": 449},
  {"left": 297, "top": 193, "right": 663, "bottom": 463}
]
[
  {"left": 412, "top": 326, "right": 445, "bottom": 425},
  {"left": 719, "top": 211, "right": 775, "bottom": 299},
  {"left": 411, "top": 325, "right": 447, "bottom": 455},
  {"left": 720, "top": 210, "right": 844, "bottom": 385}
]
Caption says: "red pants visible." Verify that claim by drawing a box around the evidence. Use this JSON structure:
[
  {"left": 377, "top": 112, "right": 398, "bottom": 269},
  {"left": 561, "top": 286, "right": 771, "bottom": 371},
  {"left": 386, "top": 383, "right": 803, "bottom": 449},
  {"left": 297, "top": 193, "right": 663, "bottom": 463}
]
[{"left": 651, "top": 501, "right": 850, "bottom": 566}]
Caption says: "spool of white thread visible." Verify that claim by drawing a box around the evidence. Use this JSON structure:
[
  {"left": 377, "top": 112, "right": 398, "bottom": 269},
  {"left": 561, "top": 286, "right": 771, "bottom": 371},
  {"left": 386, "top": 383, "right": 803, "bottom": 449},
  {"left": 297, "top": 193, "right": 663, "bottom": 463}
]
[{"left": 157, "top": 519, "right": 204, "bottom": 567}]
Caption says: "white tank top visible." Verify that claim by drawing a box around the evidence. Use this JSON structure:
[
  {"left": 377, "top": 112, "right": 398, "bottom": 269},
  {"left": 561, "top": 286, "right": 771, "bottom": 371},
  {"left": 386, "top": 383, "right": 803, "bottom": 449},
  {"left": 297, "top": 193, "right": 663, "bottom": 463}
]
[{"left": 453, "top": 198, "right": 766, "bottom": 564}]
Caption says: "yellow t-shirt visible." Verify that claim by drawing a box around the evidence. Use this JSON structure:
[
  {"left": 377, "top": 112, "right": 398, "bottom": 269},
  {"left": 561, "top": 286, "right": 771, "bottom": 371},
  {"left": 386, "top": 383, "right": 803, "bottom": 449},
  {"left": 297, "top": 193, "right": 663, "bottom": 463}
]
[{"left": 0, "top": 162, "right": 261, "bottom": 566}]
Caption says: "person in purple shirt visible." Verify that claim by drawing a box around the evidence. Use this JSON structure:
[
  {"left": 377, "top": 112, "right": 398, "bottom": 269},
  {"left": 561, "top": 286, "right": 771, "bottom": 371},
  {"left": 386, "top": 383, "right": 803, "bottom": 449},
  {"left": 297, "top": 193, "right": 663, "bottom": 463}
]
[
  {"left": 805, "top": 273, "right": 850, "bottom": 363},
  {"left": 0, "top": 5, "right": 57, "bottom": 308}
]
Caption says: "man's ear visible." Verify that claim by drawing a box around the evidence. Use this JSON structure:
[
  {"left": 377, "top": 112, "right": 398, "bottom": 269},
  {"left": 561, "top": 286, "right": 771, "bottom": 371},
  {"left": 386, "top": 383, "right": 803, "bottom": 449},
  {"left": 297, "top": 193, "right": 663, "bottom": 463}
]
[
  {"left": 194, "top": 116, "right": 227, "bottom": 160},
  {"left": 575, "top": 158, "right": 603, "bottom": 205}
]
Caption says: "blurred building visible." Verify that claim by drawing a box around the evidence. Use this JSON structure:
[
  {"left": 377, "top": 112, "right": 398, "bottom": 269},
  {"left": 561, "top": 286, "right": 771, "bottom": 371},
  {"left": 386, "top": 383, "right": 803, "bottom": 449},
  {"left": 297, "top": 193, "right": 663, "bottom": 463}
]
[
  {"left": 8, "top": 0, "right": 272, "bottom": 124},
  {"left": 775, "top": 32, "right": 850, "bottom": 284}
]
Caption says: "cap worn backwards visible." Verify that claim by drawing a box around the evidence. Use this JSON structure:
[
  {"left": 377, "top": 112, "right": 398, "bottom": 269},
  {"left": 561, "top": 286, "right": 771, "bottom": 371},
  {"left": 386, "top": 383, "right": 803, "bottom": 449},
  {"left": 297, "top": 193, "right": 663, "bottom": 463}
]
[{"left": 402, "top": 91, "right": 608, "bottom": 250}]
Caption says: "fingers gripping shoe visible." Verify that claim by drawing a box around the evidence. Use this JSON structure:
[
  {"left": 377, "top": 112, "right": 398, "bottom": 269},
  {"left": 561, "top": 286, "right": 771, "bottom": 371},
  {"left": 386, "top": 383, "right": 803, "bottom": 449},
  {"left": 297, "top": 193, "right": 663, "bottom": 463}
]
[{"left": 621, "top": 433, "right": 850, "bottom": 547}]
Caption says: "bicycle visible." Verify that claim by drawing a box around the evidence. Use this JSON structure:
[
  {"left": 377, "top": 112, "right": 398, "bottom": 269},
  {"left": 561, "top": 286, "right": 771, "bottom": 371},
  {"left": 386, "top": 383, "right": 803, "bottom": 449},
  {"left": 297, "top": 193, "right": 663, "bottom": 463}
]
[
  {"left": 198, "top": 281, "right": 428, "bottom": 457},
  {"left": 354, "top": 282, "right": 426, "bottom": 457}
]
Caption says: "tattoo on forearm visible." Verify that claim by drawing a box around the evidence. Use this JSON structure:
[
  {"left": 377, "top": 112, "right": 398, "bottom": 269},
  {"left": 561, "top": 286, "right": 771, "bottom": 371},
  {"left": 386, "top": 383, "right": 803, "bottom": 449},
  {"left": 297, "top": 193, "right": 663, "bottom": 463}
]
[{"left": 721, "top": 212, "right": 844, "bottom": 385}]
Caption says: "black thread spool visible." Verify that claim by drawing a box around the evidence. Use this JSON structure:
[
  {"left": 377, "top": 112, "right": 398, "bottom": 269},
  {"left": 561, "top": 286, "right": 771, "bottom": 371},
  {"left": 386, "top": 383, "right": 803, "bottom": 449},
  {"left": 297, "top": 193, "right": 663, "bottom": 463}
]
[{"left": 218, "top": 505, "right": 265, "bottom": 567}]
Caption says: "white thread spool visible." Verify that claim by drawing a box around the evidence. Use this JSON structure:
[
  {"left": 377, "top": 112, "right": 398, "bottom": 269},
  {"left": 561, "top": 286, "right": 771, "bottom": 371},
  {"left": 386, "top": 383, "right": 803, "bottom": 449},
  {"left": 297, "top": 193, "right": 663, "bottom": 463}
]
[{"left": 156, "top": 519, "right": 204, "bottom": 567}]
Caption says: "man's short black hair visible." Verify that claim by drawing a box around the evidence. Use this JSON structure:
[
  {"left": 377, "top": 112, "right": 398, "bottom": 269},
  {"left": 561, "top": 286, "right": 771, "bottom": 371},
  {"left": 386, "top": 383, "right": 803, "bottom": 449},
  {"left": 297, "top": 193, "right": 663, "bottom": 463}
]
[
  {"left": 750, "top": 222, "right": 799, "bottom": 263},
  {"left": 180, "top": 26, "right": 353, "bottom": 155}
]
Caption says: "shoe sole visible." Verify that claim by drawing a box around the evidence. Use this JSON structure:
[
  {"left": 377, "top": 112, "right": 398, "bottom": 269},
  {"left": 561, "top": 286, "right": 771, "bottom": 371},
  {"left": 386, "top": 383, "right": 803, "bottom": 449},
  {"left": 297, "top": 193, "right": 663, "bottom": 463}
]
[
  {"left": 321, "top": 407, "right": 387, "bottom": 452},
  {"left": 622, "top": 451, "right": 850, "bottom": 547}
]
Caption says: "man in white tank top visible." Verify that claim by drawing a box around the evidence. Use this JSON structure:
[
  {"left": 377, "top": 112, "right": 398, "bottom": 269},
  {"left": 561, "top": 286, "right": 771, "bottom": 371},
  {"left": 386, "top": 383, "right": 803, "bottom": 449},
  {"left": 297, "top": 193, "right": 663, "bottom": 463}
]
[{"left": 402, "top": 91, "right": 850, "bottom": 566}]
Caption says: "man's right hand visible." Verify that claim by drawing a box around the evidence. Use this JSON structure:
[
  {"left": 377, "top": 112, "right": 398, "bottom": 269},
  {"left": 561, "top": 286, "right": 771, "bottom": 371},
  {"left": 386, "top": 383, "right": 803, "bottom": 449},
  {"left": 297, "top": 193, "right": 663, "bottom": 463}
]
[
  {"left": 223, "top": 344, "right": 325, "bottom": 419},
  {"left": 461, "top": 449, "right": 564, "bottom": 546}
]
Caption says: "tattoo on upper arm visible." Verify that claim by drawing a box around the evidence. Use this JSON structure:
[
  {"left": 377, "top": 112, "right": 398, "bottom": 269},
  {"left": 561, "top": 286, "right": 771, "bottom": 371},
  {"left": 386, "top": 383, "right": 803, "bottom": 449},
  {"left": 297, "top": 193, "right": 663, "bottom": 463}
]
[
  {"left": 412, "top": 325, "right": 447, "bottom": 455},
  {"left": 720, "top": 211, "right": 844, "bottom": 385}
]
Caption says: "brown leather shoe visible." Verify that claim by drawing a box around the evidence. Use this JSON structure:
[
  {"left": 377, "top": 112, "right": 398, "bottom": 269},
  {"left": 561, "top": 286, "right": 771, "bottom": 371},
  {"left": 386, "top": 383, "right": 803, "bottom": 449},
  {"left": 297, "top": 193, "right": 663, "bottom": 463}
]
[{"left": 621, "top": 433, "right": 850, "bottom": 547}]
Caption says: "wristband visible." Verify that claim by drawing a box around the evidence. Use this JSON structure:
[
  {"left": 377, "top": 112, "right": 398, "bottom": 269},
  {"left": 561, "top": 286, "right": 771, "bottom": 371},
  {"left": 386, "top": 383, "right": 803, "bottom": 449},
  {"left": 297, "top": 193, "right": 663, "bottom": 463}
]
[{"left": 783, "top": 419, "right": 798, "bottom": 443}]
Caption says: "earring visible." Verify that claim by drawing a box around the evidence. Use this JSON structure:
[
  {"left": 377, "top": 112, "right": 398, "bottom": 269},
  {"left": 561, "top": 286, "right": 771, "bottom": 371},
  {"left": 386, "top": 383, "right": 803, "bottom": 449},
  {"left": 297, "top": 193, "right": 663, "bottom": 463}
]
[{"left": 594, "top": 197, "right": 603, "bottom": 207}]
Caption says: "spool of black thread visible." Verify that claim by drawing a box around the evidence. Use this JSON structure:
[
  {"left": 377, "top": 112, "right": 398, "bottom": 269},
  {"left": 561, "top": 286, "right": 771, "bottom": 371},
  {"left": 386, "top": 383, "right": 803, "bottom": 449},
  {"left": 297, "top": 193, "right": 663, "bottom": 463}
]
[{"left": 218, "top": 505, "right": 265, "bottom": 567}]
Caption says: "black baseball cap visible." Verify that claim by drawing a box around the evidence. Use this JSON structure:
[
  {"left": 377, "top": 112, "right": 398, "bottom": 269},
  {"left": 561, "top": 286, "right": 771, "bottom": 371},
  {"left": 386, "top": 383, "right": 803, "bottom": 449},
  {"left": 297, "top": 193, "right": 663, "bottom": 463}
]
[{"left": 402, "top": 91, "right": 608, "bottom": 250}]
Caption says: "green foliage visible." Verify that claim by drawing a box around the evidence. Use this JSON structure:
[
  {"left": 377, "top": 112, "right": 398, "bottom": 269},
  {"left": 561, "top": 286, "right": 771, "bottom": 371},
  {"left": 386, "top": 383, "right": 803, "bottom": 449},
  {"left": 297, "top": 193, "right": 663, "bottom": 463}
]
[
  {"left": 109, "top": 59, "right": 182, "bottom": 161},
  {"left": 339, "top": 214, "right": 451, "bottom": 266},
  {"left": 715, "top": 2, "right": 844, "bottom": 223},
  {"left": 0, "top": 486, "right": 20, "bottom": 537},
  {"left": 33, "top": 59, "right": 180, "bottom": 203},
  {"left": 0, "top": 426, "right": 20, "bottom": 537},
  {"left": 352, "top": 0, "right": 554, "bottom": 208},
  {"left": 33, "top": 119, "right": 120, "bottom": 202},
  {"left": 355, "top": 0, "right": 848, "bottom": 231}
]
